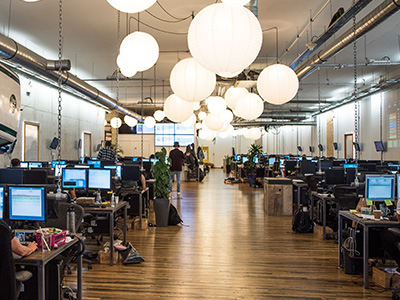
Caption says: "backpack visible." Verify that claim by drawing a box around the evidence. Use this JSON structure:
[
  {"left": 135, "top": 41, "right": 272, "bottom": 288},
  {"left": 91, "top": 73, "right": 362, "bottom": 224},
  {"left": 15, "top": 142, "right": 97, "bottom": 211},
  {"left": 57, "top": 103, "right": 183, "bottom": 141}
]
[
  {"left": 292, "top": 207, "right": 313, "bottom": 233},
  {"left": 168, "top": 204, "right": 183, "bottom": 225}
]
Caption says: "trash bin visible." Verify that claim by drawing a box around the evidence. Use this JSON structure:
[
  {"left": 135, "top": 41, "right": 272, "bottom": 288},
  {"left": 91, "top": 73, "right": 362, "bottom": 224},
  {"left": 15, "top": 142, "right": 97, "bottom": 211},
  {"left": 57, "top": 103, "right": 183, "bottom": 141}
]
[{"left": 153, "top": 198, "right": 170, "bottom": 227}]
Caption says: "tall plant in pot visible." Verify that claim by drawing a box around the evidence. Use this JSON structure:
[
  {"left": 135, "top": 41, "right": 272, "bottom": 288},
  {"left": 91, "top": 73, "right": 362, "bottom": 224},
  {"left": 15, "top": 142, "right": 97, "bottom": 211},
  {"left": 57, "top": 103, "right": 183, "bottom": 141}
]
[
  {"left": 150, "top": 147, "right": 171, "bottom": 227},
  {"left": 246, "top": 143, "right": 262, "bottom": 187}
]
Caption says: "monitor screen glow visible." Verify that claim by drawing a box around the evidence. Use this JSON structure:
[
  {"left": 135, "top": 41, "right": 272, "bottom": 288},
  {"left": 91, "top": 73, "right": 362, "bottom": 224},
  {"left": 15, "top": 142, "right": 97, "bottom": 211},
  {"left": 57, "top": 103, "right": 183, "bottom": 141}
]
[
  {"left": 87, "top": 160, "right": 101, "bottom": 168},
  {"left": 52, "top": 160, "right": 66, "bottom": 168},
  {"left": 365, "top": 175, "right": 395, "bottom": 200},
  {"left": 104, "top": 165, "right": 122, "bottom": 178},
  {"left": 0, "top": 187, "right": 3, "bottom": 220},
  {"left": 29, "top": 162, "right": 42, "bottom": 168},
  {"left": 62, "top": 168, "right": 87, "bottom": 189},
  {"left": 88, "top": 169, "right": 111, "bottom": 190},
  {"left": 9, "top": 186, "right": 46, "bottom": 221}
]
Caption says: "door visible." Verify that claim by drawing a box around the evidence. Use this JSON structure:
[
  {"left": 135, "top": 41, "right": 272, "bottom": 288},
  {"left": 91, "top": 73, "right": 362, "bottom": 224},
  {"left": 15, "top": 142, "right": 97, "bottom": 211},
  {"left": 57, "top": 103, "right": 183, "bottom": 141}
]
[
  {"left": 344, "top": 133, "right": 353, "bottom": 160},
  {"left": 24, "top": 122, "right": 39, "bottom": 161},
  {"left": 82, "top": 132, "right": 92, "bottom": 158}
]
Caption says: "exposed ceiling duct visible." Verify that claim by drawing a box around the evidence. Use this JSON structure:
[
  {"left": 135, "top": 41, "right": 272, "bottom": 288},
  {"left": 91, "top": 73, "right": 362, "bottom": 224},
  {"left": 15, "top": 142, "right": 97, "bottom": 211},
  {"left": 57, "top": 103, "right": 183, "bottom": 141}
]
[
  {"left": 295, "top": 0, "right": 400, "bottom": 80},
  {"left": 0, "top": 33, "right": 143, "bottom": 121}
]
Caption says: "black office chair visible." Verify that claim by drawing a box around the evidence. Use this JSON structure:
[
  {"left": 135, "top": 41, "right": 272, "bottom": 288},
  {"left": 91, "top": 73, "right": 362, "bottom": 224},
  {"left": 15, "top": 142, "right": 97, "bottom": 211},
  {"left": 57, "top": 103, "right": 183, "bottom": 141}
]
[
  {"left": 44, "top": 202, "right": 84, "bottom": 232},
  {"left": 0, "top": 221, "right": 33, "bottom": 300}
]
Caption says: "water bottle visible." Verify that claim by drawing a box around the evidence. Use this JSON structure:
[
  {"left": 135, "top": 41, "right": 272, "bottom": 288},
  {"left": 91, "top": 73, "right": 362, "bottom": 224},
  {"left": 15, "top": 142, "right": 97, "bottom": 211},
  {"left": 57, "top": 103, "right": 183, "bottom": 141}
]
[
  {"left": 66, "top": 206, "right": 76, "bottom": 236},
  {"left": 111, "top": 193, "right": 115, "bottom": 208}
]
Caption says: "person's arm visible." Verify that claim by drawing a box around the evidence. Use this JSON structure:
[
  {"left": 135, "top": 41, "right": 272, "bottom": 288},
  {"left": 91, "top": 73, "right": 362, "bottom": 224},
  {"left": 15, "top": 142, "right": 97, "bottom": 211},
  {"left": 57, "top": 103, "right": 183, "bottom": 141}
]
[{"left": 11, "top": 237, "right": 37, "bottom": 257}]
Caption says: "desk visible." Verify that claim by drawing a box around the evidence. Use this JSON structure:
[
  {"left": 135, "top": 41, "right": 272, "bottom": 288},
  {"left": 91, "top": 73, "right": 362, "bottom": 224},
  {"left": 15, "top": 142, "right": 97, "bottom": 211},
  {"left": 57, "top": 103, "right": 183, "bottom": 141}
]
[
  {"left": 83, "top": 201, "right": 128, "bottom": 266},
  {"left": 338, "top": 211, "right": 400, "bottom": 288},
  {"left": 119, "top": 187, "right": 149, "bottom": 230},
  {"left": 14, "top": 237, "right": 82, "bottom": 300},
  {"left": 312, "top": 192, "right": 335, "bottom": 240}
]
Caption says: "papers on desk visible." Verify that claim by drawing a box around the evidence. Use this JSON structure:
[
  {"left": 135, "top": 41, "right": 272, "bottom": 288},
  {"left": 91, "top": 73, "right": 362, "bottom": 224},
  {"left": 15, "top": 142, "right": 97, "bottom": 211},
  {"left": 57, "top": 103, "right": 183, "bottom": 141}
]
[{"left": 361, "top": 214, "right": 375, "bottom": 220}]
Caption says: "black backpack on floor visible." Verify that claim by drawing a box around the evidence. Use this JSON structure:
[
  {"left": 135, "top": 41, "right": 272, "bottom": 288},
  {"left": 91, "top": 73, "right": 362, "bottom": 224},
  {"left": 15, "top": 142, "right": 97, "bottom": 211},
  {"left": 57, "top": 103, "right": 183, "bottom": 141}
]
[
  {"left": 168, "top": 204, "right": 183, "bottom": 225},
  {"left": 292, "top": 207, "right": 313, "bottom": 233}
]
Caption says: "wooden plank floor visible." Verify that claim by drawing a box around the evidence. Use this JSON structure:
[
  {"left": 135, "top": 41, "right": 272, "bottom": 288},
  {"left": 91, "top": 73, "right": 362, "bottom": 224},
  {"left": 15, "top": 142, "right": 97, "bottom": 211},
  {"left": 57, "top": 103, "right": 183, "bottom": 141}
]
[{"left": 67, "top": 169, "right": 393, "bottom": 299}]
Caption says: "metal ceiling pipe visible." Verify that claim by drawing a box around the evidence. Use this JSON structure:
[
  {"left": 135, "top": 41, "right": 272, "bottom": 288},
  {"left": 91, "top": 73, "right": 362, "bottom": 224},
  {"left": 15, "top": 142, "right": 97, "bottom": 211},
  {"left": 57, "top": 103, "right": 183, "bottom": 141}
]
[
  {"left": 0, "top": 33, "right": 142, "bottom": 121},
  {"left": 295, "top": 0, "right": 400, "bottom": 80}
]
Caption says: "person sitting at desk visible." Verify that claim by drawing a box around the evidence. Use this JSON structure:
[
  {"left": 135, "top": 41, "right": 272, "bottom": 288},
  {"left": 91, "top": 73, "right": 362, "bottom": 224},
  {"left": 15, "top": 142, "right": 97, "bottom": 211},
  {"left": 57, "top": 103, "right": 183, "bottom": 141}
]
[
  {"left": 0, "top": 220, "right": 37, "bottom": 257},
  {"left": 381, "top": 200, "right": 400, "bottom": 274}
]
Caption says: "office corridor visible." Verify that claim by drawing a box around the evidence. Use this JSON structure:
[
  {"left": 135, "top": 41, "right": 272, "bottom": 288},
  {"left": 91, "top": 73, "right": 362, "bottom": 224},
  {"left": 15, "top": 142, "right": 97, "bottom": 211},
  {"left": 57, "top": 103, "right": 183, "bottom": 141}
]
[{"left": 73, "top": 170, "right": 391, "bottom": 299}]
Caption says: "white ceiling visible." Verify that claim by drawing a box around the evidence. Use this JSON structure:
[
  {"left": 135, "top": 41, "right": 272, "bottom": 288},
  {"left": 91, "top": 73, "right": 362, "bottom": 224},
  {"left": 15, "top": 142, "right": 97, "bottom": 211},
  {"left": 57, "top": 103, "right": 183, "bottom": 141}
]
[{"left": 1, "top": 0, "right": 400, "bottom": 122}]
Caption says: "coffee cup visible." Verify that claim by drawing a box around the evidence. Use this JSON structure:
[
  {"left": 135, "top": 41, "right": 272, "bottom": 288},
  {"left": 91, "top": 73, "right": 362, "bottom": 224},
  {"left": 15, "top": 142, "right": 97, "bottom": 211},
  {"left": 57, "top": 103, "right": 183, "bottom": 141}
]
[{"left": 373, "top": 210, "right": 381, "bottom": 220}]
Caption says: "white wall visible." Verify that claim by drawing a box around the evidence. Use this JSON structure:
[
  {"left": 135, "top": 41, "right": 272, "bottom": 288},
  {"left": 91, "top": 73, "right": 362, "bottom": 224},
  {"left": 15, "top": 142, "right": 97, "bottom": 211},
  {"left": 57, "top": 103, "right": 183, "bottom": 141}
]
[{"left": 3, "top": 75, "right": 105, "bottom": 166}]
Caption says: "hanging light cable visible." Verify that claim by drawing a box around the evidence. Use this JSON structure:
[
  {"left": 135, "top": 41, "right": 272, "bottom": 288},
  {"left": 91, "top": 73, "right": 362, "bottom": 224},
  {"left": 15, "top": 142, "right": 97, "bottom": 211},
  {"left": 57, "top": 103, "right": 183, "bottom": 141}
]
[
  {"left": 56, "top": 0, "right": 63, "bottom": 193},
  {"left": 116, "top": 10, "right": 121, "bottom": 153}
]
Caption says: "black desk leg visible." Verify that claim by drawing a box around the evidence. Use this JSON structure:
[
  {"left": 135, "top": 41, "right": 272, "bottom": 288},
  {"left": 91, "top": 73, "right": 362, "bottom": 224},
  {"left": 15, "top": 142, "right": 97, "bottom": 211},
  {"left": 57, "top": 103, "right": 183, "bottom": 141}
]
[
  {"left": 363, "top": 226, "right": 369, "bottom": 288},
  {"left": 38, "top": 265, "right": 45, "bottom": 300},
  {"left": 109, "top": 212, "right": 114, "bottom": 266},
  {"left": 123, "top": 205, "right": 127, "bottom": 244},
  {"left": 139, "top": 194, "right": 143, "bottom": 230},
  {"left": 323, "top": 199, "right": 326, "bottom": 240},
  {"left": 77, "top": 242, "right": 83, "bottom": 300},
  {"left": 338, "top": 214, "right": 343, "bottom": 267}
]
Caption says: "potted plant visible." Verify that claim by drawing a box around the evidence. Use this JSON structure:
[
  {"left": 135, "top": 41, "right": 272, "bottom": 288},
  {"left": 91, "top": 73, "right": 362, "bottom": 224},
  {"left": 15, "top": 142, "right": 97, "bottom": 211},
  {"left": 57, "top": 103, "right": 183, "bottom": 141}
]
[
  {"left": 246, "top": 143, "right": 263, "bottom": 187},
  {"left": 150, "top": 147, "right": 171, "bottom": 227}
]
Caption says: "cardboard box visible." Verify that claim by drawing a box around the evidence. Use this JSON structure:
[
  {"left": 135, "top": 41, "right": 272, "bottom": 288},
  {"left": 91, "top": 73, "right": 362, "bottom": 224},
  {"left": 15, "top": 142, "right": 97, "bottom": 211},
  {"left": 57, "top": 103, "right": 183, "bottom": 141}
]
[
  {"left": 372, "top": 267, "right": 400, "bottom": 289},
  {"left": 133, "top": 218, "right": 148, "bottom": 230},
  {"left": 98, "top": 250, "right": 118, "bottom": 264}
]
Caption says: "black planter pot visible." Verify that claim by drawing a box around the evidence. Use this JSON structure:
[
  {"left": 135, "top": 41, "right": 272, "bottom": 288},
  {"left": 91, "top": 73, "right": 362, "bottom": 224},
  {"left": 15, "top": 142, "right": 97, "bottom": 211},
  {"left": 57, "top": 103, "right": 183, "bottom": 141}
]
[{"left": 153, "top": 198, "right": 170, "bottom": 227}]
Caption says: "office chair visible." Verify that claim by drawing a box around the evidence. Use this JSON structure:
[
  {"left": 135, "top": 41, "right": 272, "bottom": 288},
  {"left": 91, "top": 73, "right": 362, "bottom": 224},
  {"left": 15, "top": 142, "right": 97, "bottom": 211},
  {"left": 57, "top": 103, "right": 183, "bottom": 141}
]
[{"left": 0, "top": 221, "right": 33, "bottom": 300}]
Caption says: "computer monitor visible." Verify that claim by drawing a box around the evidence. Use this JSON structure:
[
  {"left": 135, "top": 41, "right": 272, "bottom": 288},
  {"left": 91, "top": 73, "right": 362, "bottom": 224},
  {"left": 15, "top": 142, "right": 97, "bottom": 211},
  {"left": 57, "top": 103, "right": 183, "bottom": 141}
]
[
  {"left": 319, "top": 160, "right": 333, "bottom": 170},
  {"left": 365, "top": 175, "right": 395, "bottom": 201},
  {"left": 29, "top": 162, "right": 42, "bottom": 168},
  {"left": 62, "top": 168, "right": 87, "bottom": 189},
  {"left": 52, "top": 160, "right": 66, "bottom": 168},
  {"left": 150, "top": 158, "right": 157, "bottom": 165},
  {"left": 87, "top": 160, "right": 101, "bottom": 168},
  {"left": 104, "top": 165, "right": 122, "bottom": 178},
  {"left": 132, "top": 157, "right": 138, "bottom": 162},
  {"left": 122, "top": 165, "right": 141, "bottom": 182},
  {"left": 20, "top": 162, "right": 29, "bottom": 168},
  {"left": 8, "top": 186, "right": 46, "bottom": 222},
  {"left": 344, "top": 163, "right": 358, "bottom": 169},
  {"left": 324, "top": 169, "right": 345, "bottom": 185},
  {"left": 0, "top": 186, "right": 3, "bottom": 220},
  {"left": 242, "top": 156, "right": 249, "bottom": 163},
  {"left": 374, "top": 141, "right": 384, "bottom": 152},
  {"left": 74, "top": 165, "right": 90, "bottom": 169},
  {"left": 88, "top": 169, "right": 111, "bottom": 190},
  {"left": 253, "top": 156, "right": 259, "bottom": 164},
  {"left": 268, "top": 157, "right": 275, "bottom": 166}
]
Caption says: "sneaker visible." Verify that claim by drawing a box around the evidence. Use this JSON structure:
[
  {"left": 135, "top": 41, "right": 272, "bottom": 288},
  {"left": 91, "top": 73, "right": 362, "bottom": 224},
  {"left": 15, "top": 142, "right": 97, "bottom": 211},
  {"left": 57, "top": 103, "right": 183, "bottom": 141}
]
[{"left": 177, "top": 192, "right": 181, "bottom": 197}]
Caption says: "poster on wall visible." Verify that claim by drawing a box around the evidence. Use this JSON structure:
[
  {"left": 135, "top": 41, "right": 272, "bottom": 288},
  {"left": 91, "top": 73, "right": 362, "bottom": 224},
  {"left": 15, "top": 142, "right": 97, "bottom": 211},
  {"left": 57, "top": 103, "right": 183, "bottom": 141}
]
[{"left": 386, "top": 98, "right": 400, "bottom": 148}]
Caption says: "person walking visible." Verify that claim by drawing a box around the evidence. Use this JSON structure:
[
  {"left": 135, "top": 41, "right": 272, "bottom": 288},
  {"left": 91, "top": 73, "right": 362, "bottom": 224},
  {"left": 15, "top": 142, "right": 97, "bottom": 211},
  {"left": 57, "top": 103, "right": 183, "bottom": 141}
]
[
  {"left": 169, "top": 142, "right": 186, "bottom": 197},
  {"left": 97, "top": 141, "right": 117, "bottom": 162}
]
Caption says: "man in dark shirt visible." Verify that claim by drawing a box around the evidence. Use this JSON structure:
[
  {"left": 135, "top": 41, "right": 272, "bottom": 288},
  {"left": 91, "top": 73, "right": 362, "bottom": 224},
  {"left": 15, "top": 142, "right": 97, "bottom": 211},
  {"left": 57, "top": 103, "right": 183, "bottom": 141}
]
[
  {"left": 169, "top": 142, "right": 186, "bottom": 196},
  {"left": 97, "top": 141, "right": 117, "bottom": 162}
]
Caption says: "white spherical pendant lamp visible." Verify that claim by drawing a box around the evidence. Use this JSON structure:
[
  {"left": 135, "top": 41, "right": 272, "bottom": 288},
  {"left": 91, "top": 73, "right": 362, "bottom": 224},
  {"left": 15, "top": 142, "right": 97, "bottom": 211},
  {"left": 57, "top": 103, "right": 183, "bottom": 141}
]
[
  {"left": 153, "top": 110, "right": 165, "bottom": 121},
  {"left": 217, "top": 122, "right": 231, "bottom": 133},
  {"left": 207, "top": 96, "right": 227, "bottom": 115},
  {"left": 198, "top": 111, "right": 207, "bottom": 120},
  {"left": 144, "top": 116, "right": 156, "bottom": 128},
  {"left": 164, "top": 94, "right": 193, "bottom": 123},
  {"left": 221, "top": 0, "right": 250, "bottom": 6},
  {"left": 107, "top": 0, "right": 156, "bottom": 13},
  {"left": 181, "top": 114, "right": 197, "bottom": 127},
  {"left": 219, "top": 131, "right": 230, "bottom": 139},
  {"left": 124, "top": 115, "right": 138, "bottom": 127},
  {"left": 257, "top": 64, "right": 299, "bottom": 105},
  {"left": 188, "top": 3, "right": 262, "bottom": 77},
  {"left": 224, "top": 87, "right": 248, "bottom": 110},
  {"left": 170, "top": 58, "right": 216, "bottom": 102},
  {"left": 110, "top": 117, "right": 122, "bottom": 129},
  {"left": 235, "top": 93, "right": 264, "bottom": 120},
  {"left": 120, "top": 67, "right": 137, "bottom": 78},
  {"left": 219, "top": 109, "right": 233, "bottom": 124},
  {"left": 204, "top": 113, "right": 224, "bottom": 131},
  {"left": 119, "top": 32, "right": 159, "bottom": 72},
  {"left": 248, "top": 127, "right": 261, "bottom": 140},
  {"left": 192, "top": 102, "right": 201, "bottom": 111}
]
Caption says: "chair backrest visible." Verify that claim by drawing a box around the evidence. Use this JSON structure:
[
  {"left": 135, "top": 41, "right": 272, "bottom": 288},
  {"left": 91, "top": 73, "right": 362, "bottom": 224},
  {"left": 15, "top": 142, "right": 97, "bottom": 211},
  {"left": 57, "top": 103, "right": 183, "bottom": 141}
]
[
  {"left": 0, "top": 220, "right": 17, "bottom": 300},
  {"left": 44, "top": 202, "right": 84, "bottom": 232}
]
